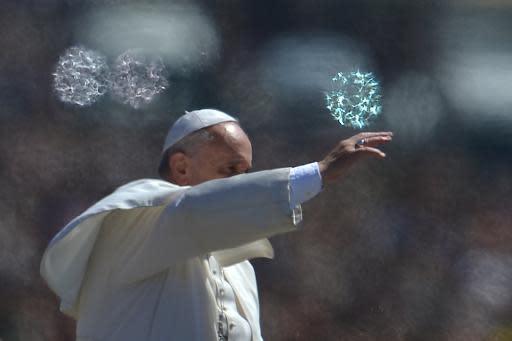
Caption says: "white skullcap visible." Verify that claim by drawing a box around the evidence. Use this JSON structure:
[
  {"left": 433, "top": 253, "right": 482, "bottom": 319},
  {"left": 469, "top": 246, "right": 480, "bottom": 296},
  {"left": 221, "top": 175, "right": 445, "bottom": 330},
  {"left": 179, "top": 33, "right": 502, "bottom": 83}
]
[{"left": 162, "top": 109, "right": 238, "bottom": 153}]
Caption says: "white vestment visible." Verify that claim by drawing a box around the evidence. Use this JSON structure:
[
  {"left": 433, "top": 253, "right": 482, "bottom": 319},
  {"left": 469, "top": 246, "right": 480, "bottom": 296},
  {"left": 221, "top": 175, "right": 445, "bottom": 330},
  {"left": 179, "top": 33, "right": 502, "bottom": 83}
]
[{"left": 41, "top": 168, "right": 303, "bottom": 341}]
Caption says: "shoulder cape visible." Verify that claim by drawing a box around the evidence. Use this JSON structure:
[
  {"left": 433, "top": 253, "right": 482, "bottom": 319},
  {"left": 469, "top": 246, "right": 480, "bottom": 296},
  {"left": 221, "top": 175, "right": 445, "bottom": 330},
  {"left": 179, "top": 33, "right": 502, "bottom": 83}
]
[{"left": 40, "top": 179, "right": 273, "bottom": 317}]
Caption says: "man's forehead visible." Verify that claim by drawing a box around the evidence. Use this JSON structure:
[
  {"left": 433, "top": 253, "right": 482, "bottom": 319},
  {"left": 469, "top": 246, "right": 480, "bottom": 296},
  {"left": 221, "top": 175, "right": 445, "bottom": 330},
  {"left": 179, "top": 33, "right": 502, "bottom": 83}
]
[
  {"left": 205, "top": 123, "right": 252, "bottom": 161},
  {"left": 223, "top": 123, "right": 241, "bottom": 135},
  {"left": 208, "top": 122, "right": 250, "bottom": 144}
]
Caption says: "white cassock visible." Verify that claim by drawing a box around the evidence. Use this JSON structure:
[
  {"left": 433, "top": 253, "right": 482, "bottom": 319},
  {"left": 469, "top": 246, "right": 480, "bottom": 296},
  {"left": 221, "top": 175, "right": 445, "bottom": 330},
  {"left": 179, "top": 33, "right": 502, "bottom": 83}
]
[{"left": 41, "top": 165, "right": 321, "bottom": 341}]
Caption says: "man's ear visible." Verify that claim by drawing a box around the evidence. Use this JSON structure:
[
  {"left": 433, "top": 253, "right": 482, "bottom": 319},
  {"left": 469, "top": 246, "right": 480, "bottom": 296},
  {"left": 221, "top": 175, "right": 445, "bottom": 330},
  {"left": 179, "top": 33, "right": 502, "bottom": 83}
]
[{"left": 169, "top": 152, "right": 190, "bottom": 186}]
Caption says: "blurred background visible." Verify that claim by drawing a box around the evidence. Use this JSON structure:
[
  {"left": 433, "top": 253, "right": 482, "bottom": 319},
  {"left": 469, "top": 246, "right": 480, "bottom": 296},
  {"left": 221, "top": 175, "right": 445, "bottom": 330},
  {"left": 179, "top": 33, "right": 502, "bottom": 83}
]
[{"left": 1, "top": 0, "right": 512, "bottom": 340}]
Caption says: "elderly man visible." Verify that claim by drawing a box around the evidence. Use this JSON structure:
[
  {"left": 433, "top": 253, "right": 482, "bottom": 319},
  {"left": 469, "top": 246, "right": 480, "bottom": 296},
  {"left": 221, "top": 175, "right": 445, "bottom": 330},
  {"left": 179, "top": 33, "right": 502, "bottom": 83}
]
[{"left": 41, "top": 109, "right": 392, "bottom": 341}]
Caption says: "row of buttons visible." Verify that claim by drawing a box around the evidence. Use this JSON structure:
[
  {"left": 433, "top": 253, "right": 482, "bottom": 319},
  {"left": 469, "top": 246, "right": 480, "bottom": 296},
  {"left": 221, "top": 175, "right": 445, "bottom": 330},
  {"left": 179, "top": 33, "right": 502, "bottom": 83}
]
[{"left": 207, "top": 255, "right": 250, "bottom": 340}]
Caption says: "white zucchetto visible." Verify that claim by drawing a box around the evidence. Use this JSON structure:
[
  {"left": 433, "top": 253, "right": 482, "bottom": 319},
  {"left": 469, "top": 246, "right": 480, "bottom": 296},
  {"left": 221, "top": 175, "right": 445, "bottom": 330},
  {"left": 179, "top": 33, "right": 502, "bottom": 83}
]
[{"left": 162, "top": 109, "right": 238, "bottom": 153}]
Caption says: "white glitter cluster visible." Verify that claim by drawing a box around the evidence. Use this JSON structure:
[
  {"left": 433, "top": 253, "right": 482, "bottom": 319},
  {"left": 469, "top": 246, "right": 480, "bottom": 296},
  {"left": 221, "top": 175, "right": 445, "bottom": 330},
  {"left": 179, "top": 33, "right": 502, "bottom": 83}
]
[
  {"left": 53, "top": 46, "right": 110, "bottom": 106},
  {"left": 110, "top": 49, "right": 169, "bottom": 109},
  {"left": 53, "top": 46, "right": 169, "bottom": 109}
]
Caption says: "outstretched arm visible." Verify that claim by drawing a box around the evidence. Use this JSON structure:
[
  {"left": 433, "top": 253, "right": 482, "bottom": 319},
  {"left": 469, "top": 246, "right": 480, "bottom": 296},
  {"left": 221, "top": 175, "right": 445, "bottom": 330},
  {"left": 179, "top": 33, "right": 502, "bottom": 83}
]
[{"left": 119, "top": 132, "right": 393, "bottom": 282}]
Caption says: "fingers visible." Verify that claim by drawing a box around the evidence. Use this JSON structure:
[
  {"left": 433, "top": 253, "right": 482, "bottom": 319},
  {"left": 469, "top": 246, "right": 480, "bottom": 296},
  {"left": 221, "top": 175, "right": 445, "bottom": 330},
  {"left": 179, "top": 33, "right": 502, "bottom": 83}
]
[
  {"left": 359, "top": 135, "right": 393, "bottom": 147},
  {"left": 320, "top": 132, "right": 391, "bottom": 183},
  {"left": 354, "top": 131, "right": 393, "bottom": 140},
  {"left": 355, "top": 146, "right": 386, "bottom": 158}
]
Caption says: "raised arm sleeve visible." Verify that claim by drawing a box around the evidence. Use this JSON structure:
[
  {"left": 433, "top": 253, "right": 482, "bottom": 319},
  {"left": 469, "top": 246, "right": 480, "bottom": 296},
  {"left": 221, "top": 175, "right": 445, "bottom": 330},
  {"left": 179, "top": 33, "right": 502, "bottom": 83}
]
[{"left": 117, "top": 168, "right": 302, "bottom": 282}]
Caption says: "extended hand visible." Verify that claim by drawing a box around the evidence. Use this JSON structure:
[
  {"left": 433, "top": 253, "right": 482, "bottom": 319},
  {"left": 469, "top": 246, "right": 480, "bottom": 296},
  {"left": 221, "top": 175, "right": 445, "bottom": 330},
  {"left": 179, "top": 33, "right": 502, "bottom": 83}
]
[{"left": 318, "top": 132, "right": 393, "bottom": 184}]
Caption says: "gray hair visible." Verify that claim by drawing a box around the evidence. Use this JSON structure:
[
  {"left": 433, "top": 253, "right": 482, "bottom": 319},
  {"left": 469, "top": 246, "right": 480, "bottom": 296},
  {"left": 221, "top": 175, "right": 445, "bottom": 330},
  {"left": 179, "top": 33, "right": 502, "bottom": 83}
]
[{"left": 158, "top": 128, "right": 215, "bottom": 179}]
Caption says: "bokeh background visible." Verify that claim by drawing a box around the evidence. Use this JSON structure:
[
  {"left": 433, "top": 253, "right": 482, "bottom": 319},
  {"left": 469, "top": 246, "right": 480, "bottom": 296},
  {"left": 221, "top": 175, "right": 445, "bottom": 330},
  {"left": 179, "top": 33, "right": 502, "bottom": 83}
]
[{"left": 1, "top": 0, "right": 512, "bottom": 340}]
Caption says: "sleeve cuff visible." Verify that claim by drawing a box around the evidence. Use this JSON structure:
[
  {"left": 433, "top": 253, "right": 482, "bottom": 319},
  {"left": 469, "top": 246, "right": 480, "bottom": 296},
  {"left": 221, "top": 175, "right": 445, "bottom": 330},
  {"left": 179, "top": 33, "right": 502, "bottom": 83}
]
[{"left": 289, "top": 162, "right": 323, "bottom": 209}]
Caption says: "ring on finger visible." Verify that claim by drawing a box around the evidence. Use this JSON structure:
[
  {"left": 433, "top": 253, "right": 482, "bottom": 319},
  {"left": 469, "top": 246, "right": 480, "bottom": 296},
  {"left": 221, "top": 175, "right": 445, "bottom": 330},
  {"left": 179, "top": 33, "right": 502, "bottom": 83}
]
[{"left": 355, "top": 138, "right": 366, "bottom": 148}]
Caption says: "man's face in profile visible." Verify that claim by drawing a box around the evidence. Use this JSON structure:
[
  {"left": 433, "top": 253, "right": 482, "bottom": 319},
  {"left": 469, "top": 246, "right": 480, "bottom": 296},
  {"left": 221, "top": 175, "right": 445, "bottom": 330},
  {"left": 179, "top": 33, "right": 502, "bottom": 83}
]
[{"left": 169, "top": 122, "right": 253, "bottom": 186}]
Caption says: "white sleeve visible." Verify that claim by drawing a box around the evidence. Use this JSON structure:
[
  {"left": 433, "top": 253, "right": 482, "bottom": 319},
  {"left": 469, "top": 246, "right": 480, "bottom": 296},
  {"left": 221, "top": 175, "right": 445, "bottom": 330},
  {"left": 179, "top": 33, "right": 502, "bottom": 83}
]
[
  {"left": 289, "top": 162, "right": 323, "bottom": 209},
  {"left": 118, "top": 168, "right": 303, "bottom": 282}
]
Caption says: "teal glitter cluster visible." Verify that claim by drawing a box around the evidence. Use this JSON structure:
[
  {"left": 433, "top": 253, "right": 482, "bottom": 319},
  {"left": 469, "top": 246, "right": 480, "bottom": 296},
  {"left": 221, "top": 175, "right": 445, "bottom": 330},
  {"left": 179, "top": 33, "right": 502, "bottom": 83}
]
[{"left": 325, "top": 71, "right": 382, "bottom": 129}]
